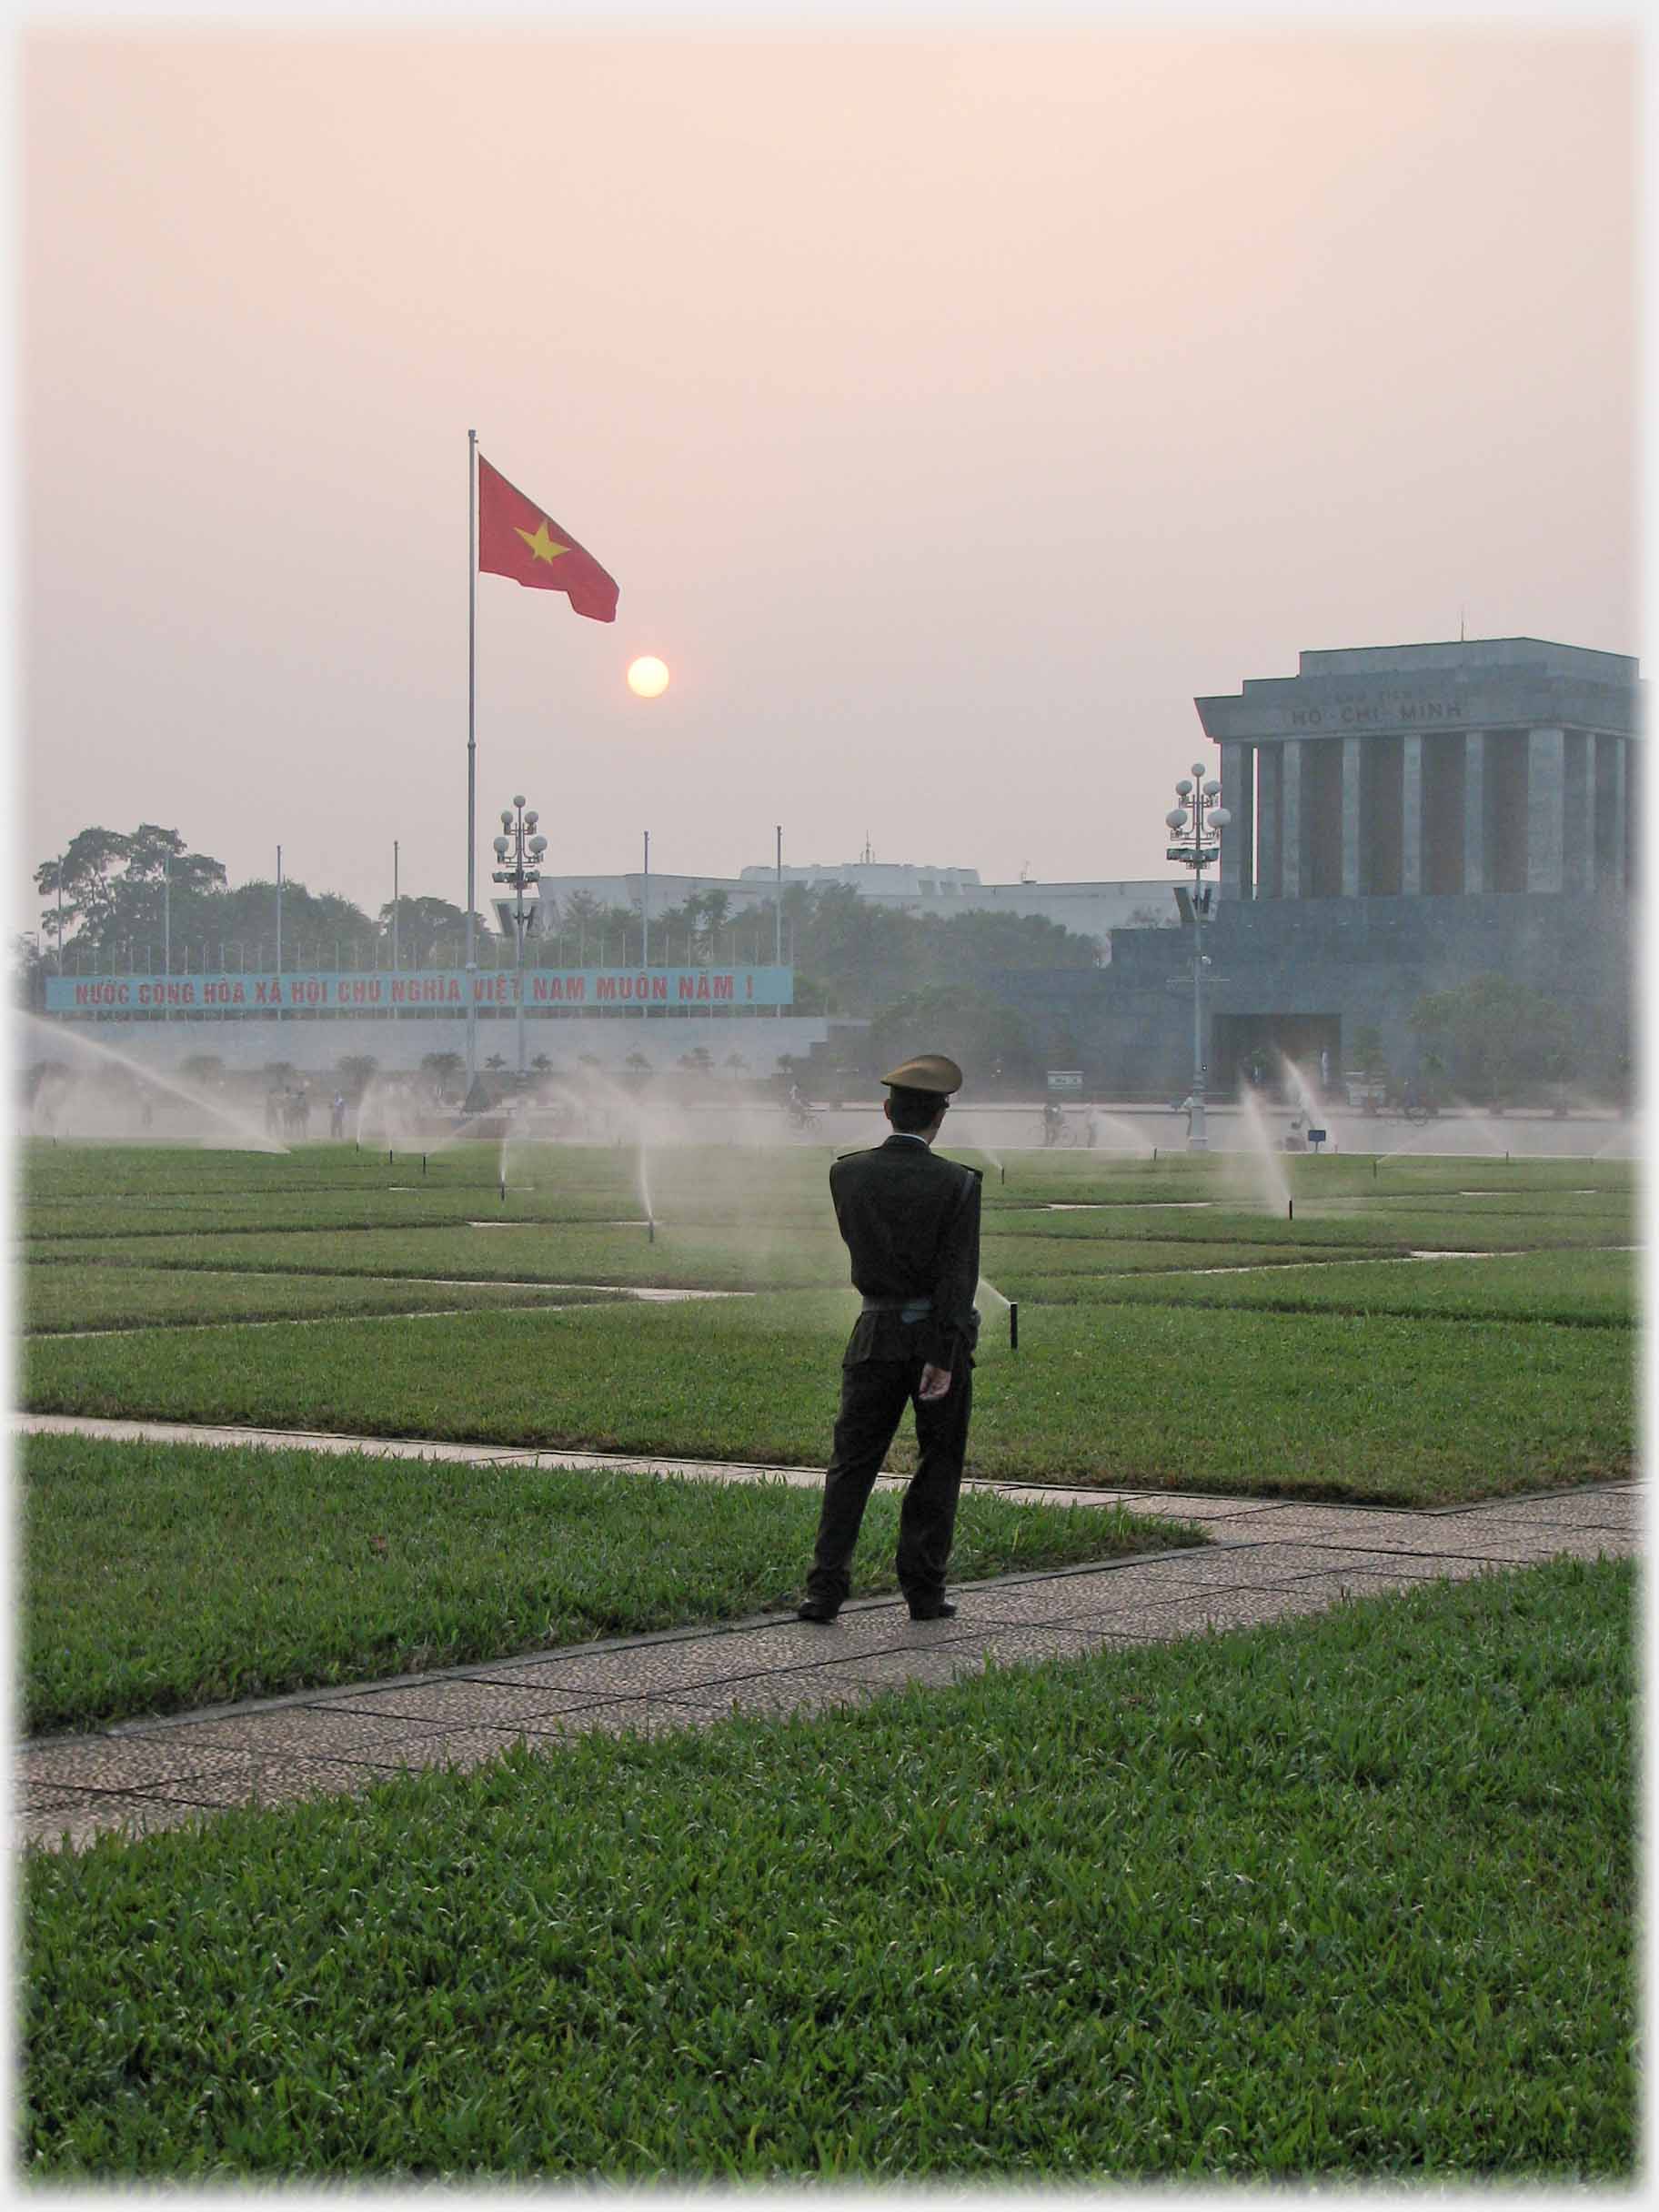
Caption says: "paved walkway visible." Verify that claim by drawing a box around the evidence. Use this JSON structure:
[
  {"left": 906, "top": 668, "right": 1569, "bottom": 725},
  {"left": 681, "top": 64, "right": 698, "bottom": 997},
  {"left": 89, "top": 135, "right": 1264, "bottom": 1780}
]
[{"left": 15, "top": 1415, "right": 1641, "bottom": 1855}]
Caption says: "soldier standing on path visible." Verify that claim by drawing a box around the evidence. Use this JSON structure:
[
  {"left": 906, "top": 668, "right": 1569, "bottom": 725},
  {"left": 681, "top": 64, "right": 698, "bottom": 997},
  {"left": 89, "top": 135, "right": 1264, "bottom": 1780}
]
[{"left": 798, "top": 1054, "right": 982, "bottom": 1625}]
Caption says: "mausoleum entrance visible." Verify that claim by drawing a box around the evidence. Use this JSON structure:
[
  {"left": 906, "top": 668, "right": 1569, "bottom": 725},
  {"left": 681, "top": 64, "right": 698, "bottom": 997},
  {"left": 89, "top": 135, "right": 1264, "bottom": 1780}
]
[{"left": 1212, "top": 1013, "right": 1342, "bottom": 1102}]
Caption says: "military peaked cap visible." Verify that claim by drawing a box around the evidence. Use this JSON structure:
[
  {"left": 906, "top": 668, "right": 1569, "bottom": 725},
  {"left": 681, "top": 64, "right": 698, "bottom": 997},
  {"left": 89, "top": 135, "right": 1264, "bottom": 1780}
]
[{"left": 880, "top": 1053, "right": 963, "bottom": 1096}]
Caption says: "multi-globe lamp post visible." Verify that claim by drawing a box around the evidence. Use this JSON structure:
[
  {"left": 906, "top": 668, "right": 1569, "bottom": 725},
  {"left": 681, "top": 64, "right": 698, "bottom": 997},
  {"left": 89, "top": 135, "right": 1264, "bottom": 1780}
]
[
  {"left": 491, "top": 796, "right": 548, "bottom": 1080},
  {"left": 1163, "top": 763, "right": 1231, "bottom": 1152}
]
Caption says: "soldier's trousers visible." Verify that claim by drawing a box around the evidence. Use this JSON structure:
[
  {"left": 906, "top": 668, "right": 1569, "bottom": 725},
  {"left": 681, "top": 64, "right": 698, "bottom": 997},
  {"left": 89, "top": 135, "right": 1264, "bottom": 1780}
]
[{"left": 805, "top": 1356, "right": 973, "bottom": 1607}]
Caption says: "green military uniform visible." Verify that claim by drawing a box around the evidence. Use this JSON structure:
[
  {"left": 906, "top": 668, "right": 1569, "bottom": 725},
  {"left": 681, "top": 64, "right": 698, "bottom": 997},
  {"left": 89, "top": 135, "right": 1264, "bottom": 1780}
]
[{"left": 801, "top": 1055, "right": 981, "bottom": 1616}]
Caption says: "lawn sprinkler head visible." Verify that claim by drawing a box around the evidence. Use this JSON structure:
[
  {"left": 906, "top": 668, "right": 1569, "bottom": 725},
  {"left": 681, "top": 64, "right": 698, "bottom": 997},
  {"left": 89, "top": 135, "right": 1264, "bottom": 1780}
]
[
  {"left": 648, "top": 1217, "right": 655, "bottom": 1244},
  {"left": 499, "top": 1177, "right": 506, "bottom": 1204},
  {"left": 1009, "top": 1300, "right": 1019, "bottom": 1352},
  {"left": 422, "top": 1154, "right": 428, "bottom": 1175},
  {"left": 1151, "top": 1147, "right": 1158, "bottom": 1163},
  {"left": 1288, "top": 1198, "right": 1294, "bottom": 1221},
  {"left": 1000, "top": 1163, "right": 1005, "bottom": 1185}
]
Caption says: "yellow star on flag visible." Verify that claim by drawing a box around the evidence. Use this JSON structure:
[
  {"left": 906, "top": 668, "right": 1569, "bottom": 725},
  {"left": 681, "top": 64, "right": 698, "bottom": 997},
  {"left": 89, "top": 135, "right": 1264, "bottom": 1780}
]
[{"left": 514, "top": 518, "right": 569, "bottom": 565}]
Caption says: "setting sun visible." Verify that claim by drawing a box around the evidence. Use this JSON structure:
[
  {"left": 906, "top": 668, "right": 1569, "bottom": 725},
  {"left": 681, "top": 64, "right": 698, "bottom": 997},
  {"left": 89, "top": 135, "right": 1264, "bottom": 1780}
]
[{"left": 627, "top": 656, "right": 670, "bottom": 699}]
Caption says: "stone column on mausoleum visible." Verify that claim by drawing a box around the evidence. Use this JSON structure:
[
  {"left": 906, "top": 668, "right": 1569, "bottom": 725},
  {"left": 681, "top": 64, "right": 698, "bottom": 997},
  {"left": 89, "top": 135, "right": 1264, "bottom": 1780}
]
[
  {"left": 1628, "top": 742, "right": 1642, "bottom": 892},
  {"left": 1463, "top": 731, "right": 1487, "bottom": 895},
  {"left": 1560, "top": 731, "right": 1594, "bottom": 895},
  {"left": 1401, "top": 733, "right": 1423, "bottom": 896},
  {"left": 1341, "top": 737, "right": 1362, "bottom": 898},
  {"left": 1526, "top": 727, "right": 1566, "bottom": 894},
  {"left": 1280, "top": 739, "right": 1304, "bottom": 899},
  {"left": 1594, "top": 734, "right": 1628, "bottom": 893},
  {"left": 1219, "top": 741, "right": 1254, "bottom": 900},
  {"left": 1256, "top": 745, "right": 1282, "bottom": 896}
]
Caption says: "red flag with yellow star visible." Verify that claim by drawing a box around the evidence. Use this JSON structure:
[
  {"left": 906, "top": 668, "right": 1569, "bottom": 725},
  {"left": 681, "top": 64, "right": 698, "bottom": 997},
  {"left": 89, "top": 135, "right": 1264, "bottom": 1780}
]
[{"left": 477, "top": 456, "right": 618, "bottom": 622}]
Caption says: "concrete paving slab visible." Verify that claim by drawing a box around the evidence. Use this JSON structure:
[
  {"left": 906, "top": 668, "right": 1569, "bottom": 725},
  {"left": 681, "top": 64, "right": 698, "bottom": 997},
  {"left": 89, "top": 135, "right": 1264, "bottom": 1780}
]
[
  {"left": 1089, "top": 1493, "right": 1290, "bottom": 1522},
  {"left": 1417, "top": 1529, "right": 1639, "bottom": 1564},
  {"left": 568, "top": 1694, "right": 775, "bottom": 1737},
  {"left": 970, "top": 1626, "right": 1153, "bottom": 1671},
  {"left": 1132, "top": 1585, "right": 1371, "bottom": 1635},
  {"left": 1190, "top": 1539, "right": 1467, "bottom": 1574},
  {"left": 494, "top": 1612, "right": 931, "bottom": 1693},
  {"left": 1186, "top": 1508, "right": 1466, "bottom": 1545},
  {"left": 1323, "top": 1567, "right": 1468, "bottom": 1597},
  {"left": 344, "top": 1726, "right": 572, "bottom": 1773},
  {"left": 112, "top": 1708, "right": 458, "bottom": 1760},
  {"left": 1255, "top": 1546, "right": 1463, "bottom": 1580},
  {"left": 13, "top": 1408, "right": 1642, "bottom": 1852},
  {"left": 1453, "top": 1494, "right": 1643, "bottom": 1531},
  {"left": 322, "top": 1681, "right": 598, "bottom": 1727},
  {"left": 1133, "top": 1550, "right": 1338, "bottom": 1588},
  {"left": 18, "top": 1785, "right": 101, "bottom": 1815},
  {"left": 831, "top": 1646, "right": 995, "bottom": 1691},
  {"left": 664, "top": 1676, "right": 879, "bottom": 1721},
  {"left": 969, "top": 1580, "right": 1160, "bottom": 1626},
  {"left": 140, "top": 1757, "right": 388, "bottom": 1809},
  {"left": 21, "top": 1734, "right": 272, "bottom": 1795},
  {"left": 1041, "top": 1559, "right": 1228, "bottom": 1603},
  {"left": 21, "top": 1797, "right": 211, "bottom": 1852}
]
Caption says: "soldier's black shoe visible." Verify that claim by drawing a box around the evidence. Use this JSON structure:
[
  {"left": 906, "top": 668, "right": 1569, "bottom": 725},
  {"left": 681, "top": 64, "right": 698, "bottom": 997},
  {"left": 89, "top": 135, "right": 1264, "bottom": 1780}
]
[
  {"left": 797, "top": 1597, "right": 840, "bottom": 1624},
  {"left": 908, "top": 1597, "right": 958, "bottom": 1622}
]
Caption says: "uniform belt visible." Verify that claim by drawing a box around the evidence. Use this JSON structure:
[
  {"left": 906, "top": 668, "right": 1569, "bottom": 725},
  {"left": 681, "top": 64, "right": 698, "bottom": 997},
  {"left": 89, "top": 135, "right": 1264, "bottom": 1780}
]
[{"left": 860, "top": 1295, "right": 933, "bottom": 1321}]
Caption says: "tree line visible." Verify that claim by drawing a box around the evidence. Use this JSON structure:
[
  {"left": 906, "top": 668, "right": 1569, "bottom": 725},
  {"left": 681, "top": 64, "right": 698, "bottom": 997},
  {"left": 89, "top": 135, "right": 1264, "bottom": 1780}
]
[
  {"left": 15, "top": 823, "right": 1628, "bottom": 1102},
  {"left": 18, "top": 823, "right": 1101, "bottom": 1021},
  {"left": 23, "top": 824, "right": 484, "bottom": 980}
]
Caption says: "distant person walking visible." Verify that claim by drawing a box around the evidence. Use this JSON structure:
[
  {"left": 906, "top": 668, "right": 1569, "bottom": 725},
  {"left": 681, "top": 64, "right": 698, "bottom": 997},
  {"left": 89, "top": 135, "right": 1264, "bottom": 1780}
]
[
  {"left": 799, "top": 1054, "right": 981, "bottom": 1625},
  {"left": 330, "top": 1091, "right": 347, "bottom": 1140}
]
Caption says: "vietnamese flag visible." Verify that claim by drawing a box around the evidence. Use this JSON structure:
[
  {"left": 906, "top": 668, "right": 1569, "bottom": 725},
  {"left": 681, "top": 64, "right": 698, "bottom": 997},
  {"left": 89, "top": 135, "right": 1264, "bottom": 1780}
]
[{"left": 477, "top": 456, "right": 619, "bottom": 622}]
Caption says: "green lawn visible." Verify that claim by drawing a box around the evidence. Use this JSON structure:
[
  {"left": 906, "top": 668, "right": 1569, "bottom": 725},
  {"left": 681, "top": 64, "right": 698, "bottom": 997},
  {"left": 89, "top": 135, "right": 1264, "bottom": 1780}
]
[
  {"left": 20, "top": 1433, "right": 1201, "bottom": 1733},
  {"left": 15, "top": 1140, "right": 1637, "bottom": 1512},
  {"left": 1010, "top": 1248, "right": 1637, "bottom": 1326},
  {"left": 20, "top": 1292, "right": 1634, "bottom": 1506},
  {"left": 20, "top": 1266, "right": 627, "bottom": 1333},
  {"left": 22, "top": 1558, "right": 1635, "bottom": 2179}
]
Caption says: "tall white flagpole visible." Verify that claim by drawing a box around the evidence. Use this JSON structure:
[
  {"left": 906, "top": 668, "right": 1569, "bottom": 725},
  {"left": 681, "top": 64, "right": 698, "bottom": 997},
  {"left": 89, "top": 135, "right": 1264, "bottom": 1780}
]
[{"left": 466, "top": 428, "right": 478, "bottom": 1091}]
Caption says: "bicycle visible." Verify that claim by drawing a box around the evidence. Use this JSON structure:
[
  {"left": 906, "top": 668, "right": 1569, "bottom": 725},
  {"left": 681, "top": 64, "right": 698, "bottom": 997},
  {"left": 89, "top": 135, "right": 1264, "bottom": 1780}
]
[{"left": 1037, "top": 1111, "right": 1080, "bottom": 1149}]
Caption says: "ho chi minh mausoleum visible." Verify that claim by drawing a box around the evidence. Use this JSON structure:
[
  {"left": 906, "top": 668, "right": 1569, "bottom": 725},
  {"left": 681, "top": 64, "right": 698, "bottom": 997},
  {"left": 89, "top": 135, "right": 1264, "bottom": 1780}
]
[{"left": 1000, "top": 637, "right": 1642, "bottom": 1099}]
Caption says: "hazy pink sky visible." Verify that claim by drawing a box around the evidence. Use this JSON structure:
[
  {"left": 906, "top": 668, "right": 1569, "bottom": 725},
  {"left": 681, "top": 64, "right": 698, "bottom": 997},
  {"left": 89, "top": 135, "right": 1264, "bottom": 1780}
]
[{"left": 19, "top": 21, "right": 1637, "bottom": 944}]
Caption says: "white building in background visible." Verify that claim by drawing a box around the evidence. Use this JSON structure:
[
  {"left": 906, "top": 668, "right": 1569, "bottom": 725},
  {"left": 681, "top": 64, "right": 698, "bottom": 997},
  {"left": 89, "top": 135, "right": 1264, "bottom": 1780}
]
[{"left": 537, "top": 860, "right": 1178, "bottom": 960}]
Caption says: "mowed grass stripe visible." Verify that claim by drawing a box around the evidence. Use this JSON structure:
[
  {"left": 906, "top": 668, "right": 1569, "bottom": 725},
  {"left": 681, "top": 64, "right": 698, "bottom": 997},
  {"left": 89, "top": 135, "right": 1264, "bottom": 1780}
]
[
  {"left": 22, "top": 1229, "right": 1366, "bottom": 1292},
  {"left": 22, "top": 1560, "right": 1635, "bottom": 2177},
  {"left": 18, "top": 1433, "right": 1201, "bottom": 1733},
  {"left": 19, "top": 1266, "right": 632, "bottom": 1334},
  {"left": 21, "top": 1296, "right": 1634, "bottom": 1505},
  {"left": 1000, "top": 1248, "right": 1636, "bottom": 1327}
]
